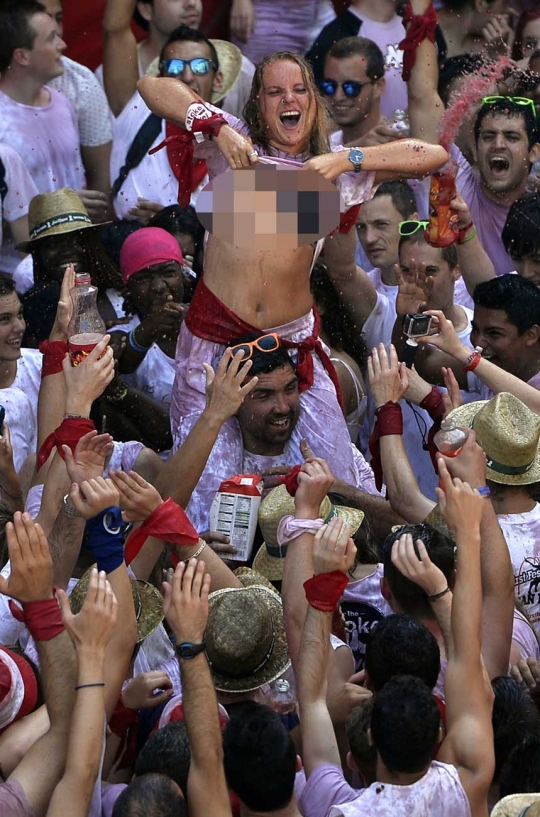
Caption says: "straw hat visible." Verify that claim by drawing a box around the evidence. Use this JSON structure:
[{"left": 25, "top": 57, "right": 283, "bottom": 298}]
[
  {"left": 206, "top": 572, "right": 290, "bottom": 693},
  {"left": 147, "top": 39, "right": 243, "bottom": 105},
  {"left": 253, "top": 484, "right": 365, "bottom": 582},
  {"left": 491, "top": 794, "right": 540, "bottom": 817},
  {"left": 70, "top": 567, "right": 164, "bottom": 643},
  {"left": 17, "top": 188, "right": 108, "bottom": 253},
  {"left": 445, "top": 392, "right": 540, "bottom": 486}
]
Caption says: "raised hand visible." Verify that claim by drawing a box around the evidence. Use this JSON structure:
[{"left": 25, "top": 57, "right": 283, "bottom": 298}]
[
  {"left": 203, "top": 348, "right": 258, "bottom": 424},
  {"left": 108, "top": 469, "right": 163, "bottom": 523},
  {"left": 295, "top": 458, "right": 335, "bottom": 519},
  {"left": 415, "top": 310, "right": 467, "bottom": 360},
  {"left": 57, "top": 567, "right": 117, "bottom": 652},
  {"left": 62, "top": 431, "right": 114, "bottom": 484},
  {"left": 394, "top": 261, "right": 433, "bottom": 317},
  {"left": 312, "top": 516, "right": 356, "bottom": 576},
  {"left": 62, "top": 334, "right": 115, "bottom": 414},
  {"left": 214, "top": 125, "right": 259, "bottom": 170},
  {"left": 0, "top": 513, "right": 53, "bottom": 601},
  {"left": 50, "top": 264, "right": 76, "bottom": 342},
  {"left": 391, "top": 533, "right": 449, "bottom": 597},
  {"left": 69, "top": 477, "right": 120, "bottom": 521},
  {"left": 441, "top": 366, "right": 463, "bottom": 417},
  {"left": 437, "top": 429, "right": 487, "bottom": 489},
  {"left": 367, "top": 343, "right": 408, "bottom": 409},
  {"left": 163, "top": 559, "right": 211, "bottom": 644},
  {"left": 436, "top": 458, "right": 484, "bottom": 535},
  {"left": 510, "top": 656, "right": 540, "bottom": 694},
  {"left": 230, "top": 0, "right": 255, "bottom": 43},
  {"left": 0, "top": 423, "right": 16, "bottom": 475},
  {"left": 121, "top": 670, "right": 174, "bottom": 710},
  {"left": 403, "top": 364, "right": 432, "bottom": 405}
]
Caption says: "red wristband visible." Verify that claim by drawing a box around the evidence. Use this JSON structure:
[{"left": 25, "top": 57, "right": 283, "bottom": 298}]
[
  {"left": 375, "top": 401, "right": 403, "bottom": 436},
  {"left": 39, "top": 340, "right": 68, "bottom": 378},
  {"left": 398, "top": 1, "right": 438, "bottom": 81},
  {"left": 9, "top": 596, "right": 64, "bottom": 642},
  {"left": 304, "top": 571, "right": 348, "bottom": 612},
  {"left": 37, "top": 417, "right": 95, "bottom": 472},
  {"left": 419, "top": 386, "right": 445, "bottom": 420},
  {"left": 110, "top": 699, "right": 139, "bottom": 738},
  {"left": 124, "top": 497, "right": 200, "bottom": 567},
  {"left": 463, "top": 350, "right": 481, "bottom": 373},
  {"left": 276, "top": 464, "right": 303, "bottom": 498}
]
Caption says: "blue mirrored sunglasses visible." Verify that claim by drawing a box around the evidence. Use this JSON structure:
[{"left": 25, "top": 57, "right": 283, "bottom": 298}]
[
  {"left": 160, "top": 58, "right": 217, "bottom": 77},
  {"left": 319, "top": 79, "right": 371, "bottom": 98}
]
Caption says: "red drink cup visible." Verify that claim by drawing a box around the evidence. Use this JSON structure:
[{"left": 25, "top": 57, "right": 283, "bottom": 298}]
[{"left": 68, "top": 332, "right": 104, "bottom": 366}]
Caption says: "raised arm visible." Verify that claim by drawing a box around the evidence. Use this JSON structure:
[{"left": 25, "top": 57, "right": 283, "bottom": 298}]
[
  {"left": 407, "top": 0, "right": 444, "bottom": 145},
  {"left": 323, "top": 228, "right": 377, "bottom": 331},
  {"left": 452, "top": 195, "right": 495, "bottom": 293},
  {"left": 297, "top": 518, "right": 357, "bottom": 778},
  {"left": 103, "top": 0, "right": 140, "bottom": 116},
  {"left": 164, "top": 559, "right": 232, "bottom": 817},
  {"left": 48, "top": 570, "right": 118, "bottom": 817},
  {"left": 436, "top": 460, "right": 495, "bottom": 814}
]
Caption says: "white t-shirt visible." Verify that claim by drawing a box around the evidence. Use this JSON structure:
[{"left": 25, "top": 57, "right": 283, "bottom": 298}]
[
  {"left": 340, "top": 564, "right": 393, "bottom": 671},
  {"left": 0, "top": 87, "right": 85, "bottom": 195},
  {"left": 123, "top": 344, "right": 176, "bottom": 407},
  {"left": 0, "top": 348, "right": 42, "bottom": 473},
  {"left": 498, "top": 503, "right": 540, "bottom": 637},
  {"left": 50, "top": 56, "right": 113, "bottom": 148},
  {"left": 0, "top": 144, "right": 38, "bottom": 256}
]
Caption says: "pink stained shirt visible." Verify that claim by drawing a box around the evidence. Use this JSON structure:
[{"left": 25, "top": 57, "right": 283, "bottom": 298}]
[
  {"left": 451, "top": 144, "right": 514, "bottom": 276},
  {"left": 0, "top": 88, "right": 85, "bottom": 194},
  {"left": 0, "top": 780, "right": 36, "bottom": 817}
]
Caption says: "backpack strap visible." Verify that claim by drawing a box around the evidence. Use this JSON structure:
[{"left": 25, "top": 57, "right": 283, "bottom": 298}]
[
  {"left": 111, "top": 112, "right": 163, "bottom": 201},
  {"left": 0, "top": 155, "right": 8, "bottom": 205}
]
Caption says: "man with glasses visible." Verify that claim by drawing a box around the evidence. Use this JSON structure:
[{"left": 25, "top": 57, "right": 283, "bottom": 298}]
[
  {"left": 103, "top": 0, "right": 243, "bottom": 221},
  {"left": 321, "top": 37, "right": 395, "bottom": 148},
  {"left": 407, "top": 0, "right": 540, "bottom": 275}
]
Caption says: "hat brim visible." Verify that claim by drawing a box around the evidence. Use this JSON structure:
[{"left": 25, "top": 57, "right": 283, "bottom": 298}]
[
  {"left": 233, "top": 566, "right": 277, "bottom": 592},
  {"left": 447, "top": 400, "right": 540, "bottom": 486},
  {"left": 146, "top": 40, "right": 243, "bottom": 105},
  {"left": 253, "top": 504, "right": 365, "bottom": 582},
  {"left": 70, "top": 566, "right": 164, "bottom": 643},
  {"left": 17, "top": 220, "right": 110, "bottom": 253},
  {"left": 207, "top": 584, "right": 290, "bottom": 693},
  {"left": 491, "top": 793, "right": 540, "bottom": 817}
]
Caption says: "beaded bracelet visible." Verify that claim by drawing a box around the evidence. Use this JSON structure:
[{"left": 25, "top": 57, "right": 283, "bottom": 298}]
[{"left": 129, "top": 329, "right": 151, "bottom": 353}]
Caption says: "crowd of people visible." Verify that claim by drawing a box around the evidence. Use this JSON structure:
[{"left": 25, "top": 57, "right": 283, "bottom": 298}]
[{"left": 0, "top": 0, "right": 538, "bottom": 814}]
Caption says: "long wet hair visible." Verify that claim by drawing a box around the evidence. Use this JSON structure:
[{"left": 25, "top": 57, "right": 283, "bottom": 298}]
[{"left": 243, "top": 52, "right": 330, "bottom": 157}]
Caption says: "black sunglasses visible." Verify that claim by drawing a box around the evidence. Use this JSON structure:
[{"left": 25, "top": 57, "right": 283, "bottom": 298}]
[
  {"left": 319, "top": 79, "right": 372, "bottom": 98},
  {"left": 160, "top": 58, "right": 217, "bottom": 77}
]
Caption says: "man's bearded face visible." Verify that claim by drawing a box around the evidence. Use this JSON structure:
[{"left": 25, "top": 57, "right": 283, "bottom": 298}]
[{"left": 258, "top": 60, "right": 317, "bottom": 154}]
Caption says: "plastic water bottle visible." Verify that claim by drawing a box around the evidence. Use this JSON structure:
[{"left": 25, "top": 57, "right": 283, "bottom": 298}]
[
  {"left": 267, "top": 679, "right": 297, "bottom": 715},
  {"left": 392, "top": 109, "right": 410, "bottom": 136},
  {"left": 433, "top": 417, "right": 469, "bottom": 457},
  {"left": 68, "top": 272, "right": 106, "bottom": 366}
]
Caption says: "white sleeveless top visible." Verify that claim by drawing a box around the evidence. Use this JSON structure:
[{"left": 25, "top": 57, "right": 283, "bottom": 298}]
[
  {"left": 330, "top": 356, "right": 367, "bottom": 445},
  {"left": 329, "top": 761, "right": 471, "bottom": 817}
]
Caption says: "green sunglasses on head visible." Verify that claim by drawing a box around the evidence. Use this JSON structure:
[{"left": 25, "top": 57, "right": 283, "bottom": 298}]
[
  {"left": 398, "top": 220, "right": 429, "bottom": 237},
  {"left": 482, "top": 95, "right": 536, "bottom": 114}
]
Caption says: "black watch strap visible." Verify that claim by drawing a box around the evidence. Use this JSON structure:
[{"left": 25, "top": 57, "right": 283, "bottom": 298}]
[{"left": 176, "top": 640, "right": 206, "bottom": 660}]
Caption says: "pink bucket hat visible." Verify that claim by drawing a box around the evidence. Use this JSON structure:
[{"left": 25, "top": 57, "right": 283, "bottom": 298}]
[{"left": 120, "top": 227, "right": 184, "bottom": 284}]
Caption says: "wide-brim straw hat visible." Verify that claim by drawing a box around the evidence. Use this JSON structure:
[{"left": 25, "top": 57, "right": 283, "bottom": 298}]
[
  {"left": 147, "top": 40, "right": 243, "bottom": 105},
  {"left": 253, "top": 484, "right": 365, "bottom": 582},
  {"left": 70, "top": 567, "right": 164, "bottom": 643},
  {"left": 206, "top": 571, "right": 290, "bottom": 693},
  {"left": 446, "top": 392, "right": 540, "bottom": 486},
  {"left": 491, "top": 793, "right": 540, "bottom": 817},
  {"left": 17, "top": 188, "right": 109, "bottom": 253}
]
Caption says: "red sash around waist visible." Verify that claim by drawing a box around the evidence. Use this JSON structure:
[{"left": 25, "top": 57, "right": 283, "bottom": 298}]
[{"left": 185, "top": 279, "right": 345, "bottom": 414}]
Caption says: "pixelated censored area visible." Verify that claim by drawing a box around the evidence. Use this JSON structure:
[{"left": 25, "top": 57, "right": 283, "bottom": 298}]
[{"left": 196, "top": 164, "right": 343, "bottom": 250}]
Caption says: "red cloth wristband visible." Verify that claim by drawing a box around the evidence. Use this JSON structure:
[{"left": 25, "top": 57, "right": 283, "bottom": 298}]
[
  {"left": 304, "top": 571, "right": 349, "bottom": 612},
  {"left": 276, "top": 464, "right": 303, "bottom": 498},
  {"left": 9, "top": 596, "right": 64, "bottom": 641},
  {"left": 190, "top": 114, "right": 227, "bottom": 139},
  {"left": 457, "top": 221, "right": 474, "bottom": 244},
  {"left": 37, "top": 417, "right": 95, "bottom": 472},
  {"left": 369, "top": 402, "right": 403, "bottom": 492},
  {"left": 39, "top": 340, "right": 68, "bottom": 378},
  {"left": 124, "top": 497, "right": 200, "bottom": 567},
  {"left": 420, "top": 386, "right": 445, "bottom": 421},
  {"left": 398, "top": 1, "right": 438, "bottom": 81},
  {"left": 110, "top": 699, "right": 139, "bottom": 738},
  {"left": 463, "top": 351, "right": 481, "bottom": 373}
]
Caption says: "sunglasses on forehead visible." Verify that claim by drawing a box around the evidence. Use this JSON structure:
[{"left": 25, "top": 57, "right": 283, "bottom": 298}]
[
  {"left": 229, "top": 333, "right": 280, "bottom": 361},
  {"left": 319, "top": 79, "right": 372, "bottom": 98},
  {"left": 398, "top": 220, "right": 430, "bottom": 237},
  {"left": 160, "top": 58, "right": 217, "bottom": 77},
  {"left": 481, "top": 95, "right": 536, "bottom": 113}
]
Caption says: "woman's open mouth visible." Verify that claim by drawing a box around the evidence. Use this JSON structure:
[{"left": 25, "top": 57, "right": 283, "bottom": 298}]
[{"left": 280, "top": 111, "right": 301, "bottom": 130}]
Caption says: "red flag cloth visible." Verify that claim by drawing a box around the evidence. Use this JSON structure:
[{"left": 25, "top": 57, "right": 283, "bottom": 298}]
[
  {"left": 398, "top": 1, "right": 438, "bottom": 81},
  {"left": 39, "top": 340, "right": 68, "bottom": 378},
  {"left": 9, "top": 597, "right": 64, "bottom": 642},
  {"left": 304, "top": 570, "right": 349, "bottom": 612},
  {"left": 185, "top": 279, "right": 345, "bottom": 413},
  {"left": 149, "top": 122, "right": 209, "bottom": 208},
  {"left": 276, "top": 465, "right": 303, "bottom": 497},
  {"left": 338, "top": 204, "right": 361, "bottom": 235},
  {"left": 419, "top": 386, "right": 446, "bottom": 471},
  {"left": 124, "top": 497, "right": 200, "bottom": 567},
  {"left": 37, "top": 417, "right": 95, "bottom": 472},
  {"left": 369, "top": 402, "right": 404, "bottom": 492}
]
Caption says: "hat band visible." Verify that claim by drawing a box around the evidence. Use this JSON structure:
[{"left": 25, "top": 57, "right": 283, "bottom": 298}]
[
  {"left": 485, "top": 455, "right": 535, "bottom": 476},
  {"left": 324, "top": 504, "right": 338, "bottom": 524},
  {"left": 209, "top": 621, "right": 276, "bottom": 679},
  {"left": 30, "top": 212, "right": 93, "bottom": 240}
]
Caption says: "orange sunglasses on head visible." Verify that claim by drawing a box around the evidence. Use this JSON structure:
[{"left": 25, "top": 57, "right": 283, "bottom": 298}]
[{"left": 229, "top": 333, "right": 280, "bottom": 361}]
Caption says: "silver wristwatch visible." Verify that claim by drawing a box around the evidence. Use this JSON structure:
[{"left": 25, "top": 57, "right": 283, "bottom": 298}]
[{"left": 62, "top": 494, "right": 82, "bottom": 518}]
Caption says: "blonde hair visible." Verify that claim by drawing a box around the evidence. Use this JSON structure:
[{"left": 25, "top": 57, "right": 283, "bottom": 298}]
[{"left": 243, "top": 52, "right": 330, "bottom": 157}]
